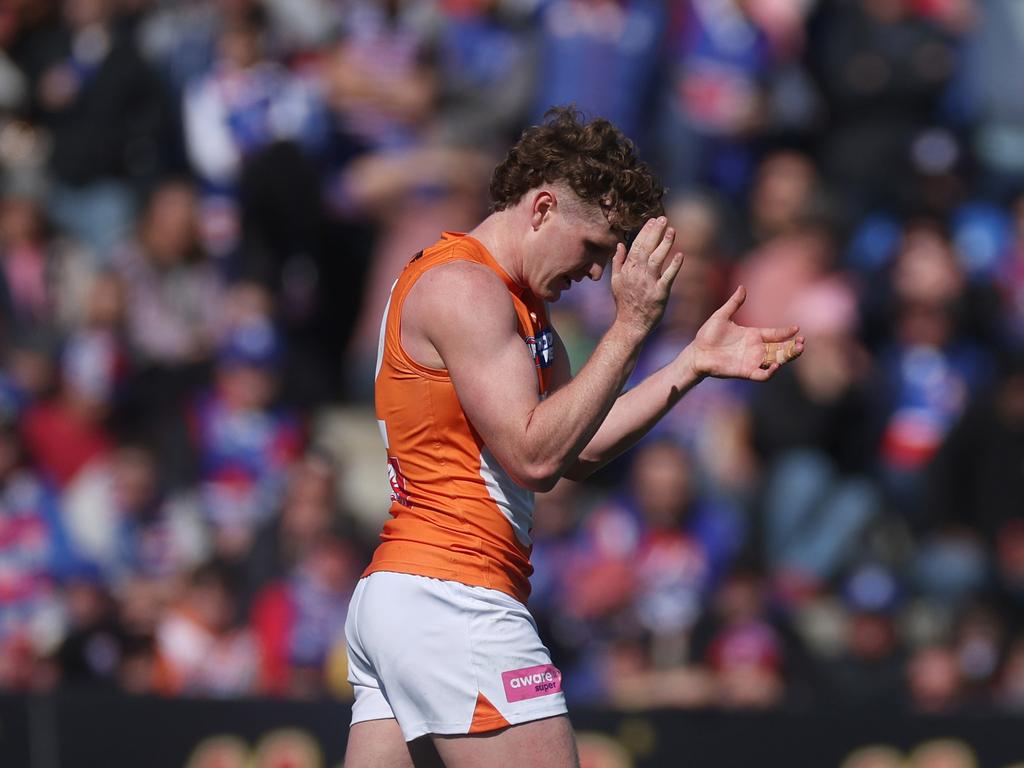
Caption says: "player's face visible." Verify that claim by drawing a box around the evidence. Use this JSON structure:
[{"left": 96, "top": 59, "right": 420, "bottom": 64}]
[{"left": 535, "top": 201, "right": 623, "bottom": 302}]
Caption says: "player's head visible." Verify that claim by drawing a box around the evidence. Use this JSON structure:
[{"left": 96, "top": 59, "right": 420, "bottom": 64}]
[
  {"left": 491, "top": 106, "right": 664, "bottom": 233},
  {"left": 490, "top": 107, "right": 665, "bottom": 300}
]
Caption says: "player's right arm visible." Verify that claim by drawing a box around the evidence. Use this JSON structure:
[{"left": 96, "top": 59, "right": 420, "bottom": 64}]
[{"left": 401, "top": 218, "right": 682, "bottom": 492}]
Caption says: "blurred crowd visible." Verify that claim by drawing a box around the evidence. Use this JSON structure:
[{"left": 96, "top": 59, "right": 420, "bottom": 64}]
[{"left": 0, "top": 0, "right": 1023, "bottom": 715}]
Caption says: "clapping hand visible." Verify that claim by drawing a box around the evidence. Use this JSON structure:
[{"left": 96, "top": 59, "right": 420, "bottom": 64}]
[{"left": 686, "top": 285, "right": 804, "bottom": 381}]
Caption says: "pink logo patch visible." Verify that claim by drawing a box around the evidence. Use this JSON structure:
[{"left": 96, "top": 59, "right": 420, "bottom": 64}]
[{"left": 501, "top": 664, "right": 562, "bottom": 703}]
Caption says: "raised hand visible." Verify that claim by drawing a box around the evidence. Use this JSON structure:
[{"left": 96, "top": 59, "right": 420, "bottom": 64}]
[
  {"left": 686, "top": 285, "right": 804, "bottom": 381},
  {"left": 610, "top": 216, "right": 685, "bottom": 337}
]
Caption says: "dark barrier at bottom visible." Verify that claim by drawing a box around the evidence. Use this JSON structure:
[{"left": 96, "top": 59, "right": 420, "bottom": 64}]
[
  {"left": 2, "top": 692, "right": 1024, "bottom": 768},
  {"left": 0, "top": 695, "right": 31, "bottom": 767}
]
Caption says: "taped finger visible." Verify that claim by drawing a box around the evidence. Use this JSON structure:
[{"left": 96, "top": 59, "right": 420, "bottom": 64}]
[{"left": 761, "top": 340, "right": 800, "bottom": 368}]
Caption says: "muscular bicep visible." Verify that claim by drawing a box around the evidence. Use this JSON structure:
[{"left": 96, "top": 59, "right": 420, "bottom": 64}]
[{"left": 407, "top": 263, "right": 543, "bottom": 484}]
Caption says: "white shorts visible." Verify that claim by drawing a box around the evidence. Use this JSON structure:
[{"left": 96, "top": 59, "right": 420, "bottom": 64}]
[{"left": 345, "top": 571, "right": 568, "bottom": 742}]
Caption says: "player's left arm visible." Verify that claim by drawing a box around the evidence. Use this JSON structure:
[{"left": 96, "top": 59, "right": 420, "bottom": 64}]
[{"left": 561, "top": 285, "right": 804, "bottom": 480}]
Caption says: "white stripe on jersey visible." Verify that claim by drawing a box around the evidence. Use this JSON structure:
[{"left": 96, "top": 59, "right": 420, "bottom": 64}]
[
  {"left": 479, "top": 447, "right": 534, "bottom": 548},
  {"left": 374, "top": 280, "right": 398, "bottom": 382}
]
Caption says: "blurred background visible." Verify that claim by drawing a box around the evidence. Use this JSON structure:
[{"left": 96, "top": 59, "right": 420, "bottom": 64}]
[{"left": 1, "top": 0, "right": 1024, "bottom": 766}]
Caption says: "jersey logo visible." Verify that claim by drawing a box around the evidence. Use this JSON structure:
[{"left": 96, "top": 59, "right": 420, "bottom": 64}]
[
  {"left": 525, "top": 327, "right": 555, "bottom": 369},
  {"left": 387, "top": 456, "right": 411, "bottom": 506}
]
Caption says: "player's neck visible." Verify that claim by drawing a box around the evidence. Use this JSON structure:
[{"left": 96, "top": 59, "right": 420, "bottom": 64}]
[{"left": 468, "top": 211, "right": 528, "bottom": 292}]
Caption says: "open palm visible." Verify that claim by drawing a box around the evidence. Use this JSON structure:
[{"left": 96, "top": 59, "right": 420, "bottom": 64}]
[{"left": 689, "top": 286, "right": 804, "bottom": 382}]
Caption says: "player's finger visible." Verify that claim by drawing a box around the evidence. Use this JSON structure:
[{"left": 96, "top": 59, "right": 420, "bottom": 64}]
[
  {"left": 627, "top": 216, "right": 667, "bottom": 264},
  {"left": 647, "top": 227, "right": 675, "bottom": 273},
  {"left": 761, "top": 339, "right": 803, "bottom": 368},
  {"left": 610, "top": 242, "right": 626, "bottom": 278},
  {"left": 712, "top": 285, "right": 746, "bottom": 320},
  {"left": 760, "top": 326, "right": 800, "bottom": 343},
  {"left": 657, "top": 251, "right": 685, "bottom": 289}
]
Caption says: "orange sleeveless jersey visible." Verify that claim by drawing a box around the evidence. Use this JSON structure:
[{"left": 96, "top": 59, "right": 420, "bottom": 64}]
[{"left": 366, "top": 232, "right": 556, "bottom": 605}]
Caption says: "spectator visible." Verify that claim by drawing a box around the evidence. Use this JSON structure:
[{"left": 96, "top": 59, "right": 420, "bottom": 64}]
[
  {"left": 136, "top": 0, "right": 224, "bottom": 97},
  {"left": 0, "top": 416, "right": 77, "bottom": 690},
  {"left": 906, "top": 642, "right": 966, "bottom": 713},
  {"left": 810, "top": 0, "right": 960, "bottom": 215},
  {"left": 952, "top": 602, "right": 1005, "bottom": 703},
  {"left": 731, "top": 157, "right": 836, "bottom": 332},
  {"left": 21, "top": 0, "right": 172, "bottom": 258},
  {"left": 182, "top": 3, "right": 325, "bottom": 192},
  {"left": 154, "top": 559, "right": 260, "bottom": 697},
  {"left": 751, "top": 279, "right": 882, "bottom": 592},
  {"left": 20, "top": 272, "right": 126, "bottom": 489},
  {"left": 244, "top": 450, "right": 358, "bottom": 602},
  {"left": 995, "top": 520, "right": 1024, "bottom": 627},
  {"left": 251, "top": 535, "right": 360, "bottom": 698},
  {"left": 0, "top": 4, "right": 29, "bottom": 115},
  {"left": 657, "top": 0, "right": 817, "bottom": 199},
  {"left": 994, "top": 633, "right": 1024, "bottom": 711},
  {"left": 324, "top": 0, "right": 439, "bottom": 157},
  {"left": 815, "top": 562, "right": 909, "bottom": 710},
  {"left": 689, "top": 563, "right": 802, "bottom": 709},
  {"left": 874, "top": 223, "right": 992, "bottom": 523},
  {"left": 330, "top": 0, "right": 497, "bottom": 398},
  {"left": 529, "top": 0, "right": 668, "bottom": 150},
  {"left": 191, "top": 316, "right": 303, "bottom": 561},
  {"left": 116, "top": 633, "right": 159, "bottom": 694},
  {"left": 115, "top": 178, "right": 222, "bottom": 369},
  {"left": 182, "top": 0, "right": 328, "bottom": 288},
  {"left": 433, "top": 0, "right": 536, "bottom": 153},
  {"left": 995, "top": 194, "right": 1024, "bottom": 343},
  {"left": 54, "top": 566, "right": 126, "bottom": 688},
  {"left": 570, "top": 438, "right": 741, "bottom": 705},
  {"left": 61, "top": 442, "right": 210, "bottom": 587},
  {"left": 0, "top": 181, "right": 92, "bottom": 351},
  {"left": 113, "top": 178, "right": 223, "bottom": 484},
  {"left": 743, "top": 150, "right": 823, "bottom": 249},
  {"left": 614, "top": 439, "right": 739, "bottom": 644},
  {"left": 0, "top": 331, "right": 55, "bottom": 423},
  {"left": 917, "top": 349, "right": 1024, "bottom": 605},
  {"left": 962, "top": 0, "right": 1024, "bottom": 201}
]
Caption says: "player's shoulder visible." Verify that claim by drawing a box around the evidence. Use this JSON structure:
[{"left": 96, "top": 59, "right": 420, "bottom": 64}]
[
  {"left": 411, "top": 258, "right": 512, "bottom": 312},
  {"left": 405, "top": 259, "right": 517, "bottom": 346}
]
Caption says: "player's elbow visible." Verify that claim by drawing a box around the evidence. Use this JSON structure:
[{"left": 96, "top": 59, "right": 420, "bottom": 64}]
[
  {"left": 513, "top": 461, "right": 562, "bottom": 493},
  {"left": 490, "top": 441, "right": 562, "bottom": 491}
]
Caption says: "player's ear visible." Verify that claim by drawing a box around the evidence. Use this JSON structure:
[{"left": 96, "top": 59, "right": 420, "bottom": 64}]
[{"left": 531, "top": 190, "right": 556, "bottom": 230}]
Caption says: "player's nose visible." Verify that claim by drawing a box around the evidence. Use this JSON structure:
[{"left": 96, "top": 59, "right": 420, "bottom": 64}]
[{"left": 588, "top": 262, "right": 604, "bottom": 281}]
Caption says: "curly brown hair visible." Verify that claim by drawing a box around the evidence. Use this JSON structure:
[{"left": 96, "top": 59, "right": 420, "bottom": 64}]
[{"left": 489, "top": 107, "right": 665, "bottom": 233}]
